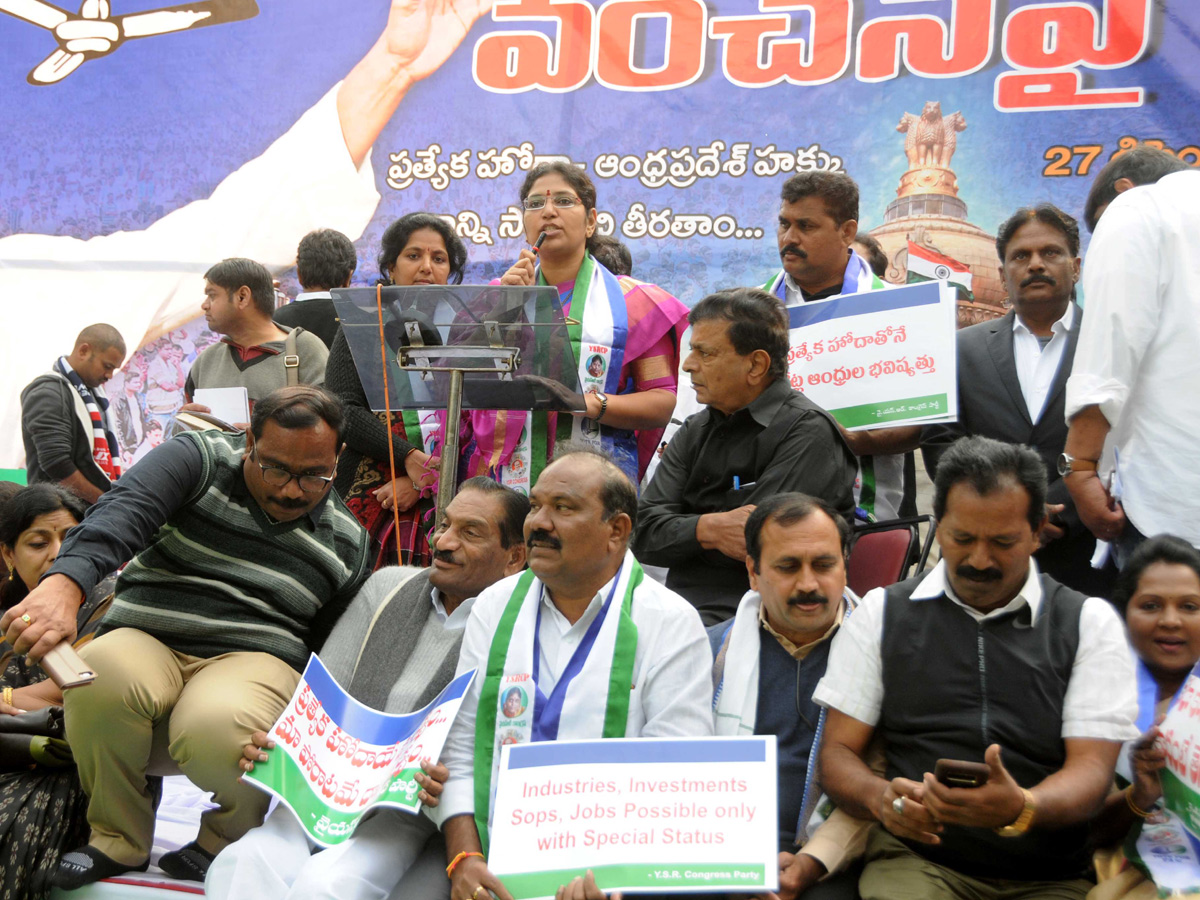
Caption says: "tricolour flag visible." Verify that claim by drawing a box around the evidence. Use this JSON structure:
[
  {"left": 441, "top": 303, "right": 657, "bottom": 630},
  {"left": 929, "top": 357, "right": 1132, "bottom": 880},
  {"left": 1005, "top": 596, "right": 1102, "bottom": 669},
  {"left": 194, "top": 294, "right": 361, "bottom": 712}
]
[{"left": 906, "top": 241, "right": 974, "bottom": 300}]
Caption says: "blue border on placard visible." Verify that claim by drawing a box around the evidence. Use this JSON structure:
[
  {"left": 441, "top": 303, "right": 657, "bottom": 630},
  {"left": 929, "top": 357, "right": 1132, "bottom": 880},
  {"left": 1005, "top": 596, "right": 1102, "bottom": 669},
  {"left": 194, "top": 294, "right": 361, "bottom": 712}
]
[
  {"left": 505, "top": 737, "right": 768, "bottom": 770},
  {"left": 302, "top": 654, "right": 474, "bottom": 746},
  {"left": 787, "top": 282, "right": 941, "bottom": 329}
]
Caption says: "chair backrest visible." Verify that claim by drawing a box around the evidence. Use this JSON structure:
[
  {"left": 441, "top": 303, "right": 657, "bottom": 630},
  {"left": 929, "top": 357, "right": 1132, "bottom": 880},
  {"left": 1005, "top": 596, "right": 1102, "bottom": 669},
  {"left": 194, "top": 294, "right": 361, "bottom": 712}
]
[{"left": 847, "top": 526, "right": 915, "bottom": 596}]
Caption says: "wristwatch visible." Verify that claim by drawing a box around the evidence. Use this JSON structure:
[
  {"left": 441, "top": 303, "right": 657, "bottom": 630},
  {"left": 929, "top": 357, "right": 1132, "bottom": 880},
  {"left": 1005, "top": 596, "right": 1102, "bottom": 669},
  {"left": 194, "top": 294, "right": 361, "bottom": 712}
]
[
  {"left": 592, "top": 391, "right": 608, "bottom": 423},
  {"left": 1056, "top": 452, "right": 1098, "bottom": 477},
  {"left": 995, "top": 788, "right": 1037, "bottom": 837}
]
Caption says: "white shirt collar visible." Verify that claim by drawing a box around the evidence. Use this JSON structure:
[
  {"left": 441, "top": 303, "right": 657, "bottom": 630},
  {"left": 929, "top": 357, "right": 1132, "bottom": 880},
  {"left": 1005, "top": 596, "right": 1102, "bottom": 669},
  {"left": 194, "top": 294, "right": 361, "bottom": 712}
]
[
  {"left": 539, "top": 567, "right": 621, "bottom": 632},
  {"left": 294, "top": 290, "right": 333, "bottom": 302},
  {"left": 431, "top": 587, "right": 475, "bottom": 631},
  {"left": 1012, "top": 301, "right": 1075, "bottom": 337},
  {"left": 909, "top": 559, "right": 1044, "bottom": 624}
]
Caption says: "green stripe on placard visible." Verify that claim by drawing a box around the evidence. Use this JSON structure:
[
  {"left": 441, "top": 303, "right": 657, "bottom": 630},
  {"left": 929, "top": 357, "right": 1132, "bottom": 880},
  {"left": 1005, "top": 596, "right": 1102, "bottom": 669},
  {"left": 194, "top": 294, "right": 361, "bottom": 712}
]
[
  {"left": 830, "top": 393, "right": 949, "bottom": 429},
  {"left": 244, "top": 744, "right": 422, "bottom": 846},
  {"left": 500, "top": 862, "right": 766, "bottom": 898},
  {"left": 0, "top": 469, "right": 27, "bottom": 485},
  {"left": 1162, "top": 769, "right": 1200, "bottom": 835}
]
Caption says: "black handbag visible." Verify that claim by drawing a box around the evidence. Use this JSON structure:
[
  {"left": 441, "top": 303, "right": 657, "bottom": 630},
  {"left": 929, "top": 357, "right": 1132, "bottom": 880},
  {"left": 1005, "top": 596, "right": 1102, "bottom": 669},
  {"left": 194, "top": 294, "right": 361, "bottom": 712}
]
[
  {"left": 0, "top": 707, "right": 69, "bottom": 771},
  {"left": 0, "top": 706, "right": 65, "bottom": 739}
]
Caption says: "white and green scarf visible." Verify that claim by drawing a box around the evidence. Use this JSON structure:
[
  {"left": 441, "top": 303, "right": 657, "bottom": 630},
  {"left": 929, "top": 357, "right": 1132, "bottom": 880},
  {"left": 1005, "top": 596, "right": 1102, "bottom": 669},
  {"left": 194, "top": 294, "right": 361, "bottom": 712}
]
[{"left": 473, "top": 551, "right": 643, "bottom": 854}]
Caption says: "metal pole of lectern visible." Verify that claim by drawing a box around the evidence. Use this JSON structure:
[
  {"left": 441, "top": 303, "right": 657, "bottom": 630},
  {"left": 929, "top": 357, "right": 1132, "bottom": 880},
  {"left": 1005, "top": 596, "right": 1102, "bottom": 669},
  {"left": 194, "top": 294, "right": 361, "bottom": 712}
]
[{"left": 395, "top": 321, "right": 521, "bottom": 526}]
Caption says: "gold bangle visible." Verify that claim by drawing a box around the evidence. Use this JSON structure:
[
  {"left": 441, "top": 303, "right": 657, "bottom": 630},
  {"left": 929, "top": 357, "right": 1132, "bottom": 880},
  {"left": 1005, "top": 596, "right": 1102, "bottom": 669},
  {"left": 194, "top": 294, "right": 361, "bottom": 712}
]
[
  {"left": 2, "top": 686, "right": 13, "bottom": 707},
  {"left": 1126, "top": 785, "right": 1155, "bottom": 819}
]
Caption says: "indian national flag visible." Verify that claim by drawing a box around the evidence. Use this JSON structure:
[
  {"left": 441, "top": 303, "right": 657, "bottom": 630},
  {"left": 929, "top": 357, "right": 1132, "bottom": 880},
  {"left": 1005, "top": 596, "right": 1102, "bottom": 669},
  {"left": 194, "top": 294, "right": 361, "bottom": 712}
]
[{"left": 906, "top": 241, "right": 974, "bottom": 300}]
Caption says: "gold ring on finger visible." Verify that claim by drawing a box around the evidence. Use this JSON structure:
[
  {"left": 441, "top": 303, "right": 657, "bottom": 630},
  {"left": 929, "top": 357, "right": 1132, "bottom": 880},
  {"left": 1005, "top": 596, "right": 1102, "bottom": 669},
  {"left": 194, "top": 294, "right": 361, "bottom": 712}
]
[
  {"left": 20, "top": 614, "right": 31, "bottom": 624},
  {"left": 473, "top": 887, "right": 485, "bottom": 900}
]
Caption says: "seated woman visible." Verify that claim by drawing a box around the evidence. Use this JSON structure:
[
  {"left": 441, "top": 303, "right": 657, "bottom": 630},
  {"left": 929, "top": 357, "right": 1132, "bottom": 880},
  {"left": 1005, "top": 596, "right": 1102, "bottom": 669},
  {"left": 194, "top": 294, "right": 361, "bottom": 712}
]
[
  {"left": 478, "top": 161, "right": 689, "bottom": 488},
  {"left": 1090, "top": 535, "right": 1200, "bottom": 900},
  {"left": 0, "top": 484, "right": 117, "bottom": 899},
  {"left": 326, "top": 213, "right": 468, "bottom": 567}
]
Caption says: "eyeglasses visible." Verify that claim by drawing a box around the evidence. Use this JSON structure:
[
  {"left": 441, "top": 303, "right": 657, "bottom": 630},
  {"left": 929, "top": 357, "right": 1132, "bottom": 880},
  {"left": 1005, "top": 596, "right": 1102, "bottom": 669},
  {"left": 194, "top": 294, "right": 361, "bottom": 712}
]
[
  {"left": 522, "top": 192, "right": 584, "bottom": 211},
  {"left": 251, "top": 448, "right": 337, "bottom": 493}
]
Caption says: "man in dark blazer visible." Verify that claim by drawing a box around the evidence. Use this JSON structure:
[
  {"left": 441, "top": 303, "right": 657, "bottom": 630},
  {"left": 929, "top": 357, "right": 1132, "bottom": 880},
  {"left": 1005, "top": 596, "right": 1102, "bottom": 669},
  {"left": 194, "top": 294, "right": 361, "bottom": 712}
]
[
  {"left": 922, "top": 204, "right": 1107, "bottom": 596},
  {"left": 273, "top": 229, "right": 357, "bottom": 349}
]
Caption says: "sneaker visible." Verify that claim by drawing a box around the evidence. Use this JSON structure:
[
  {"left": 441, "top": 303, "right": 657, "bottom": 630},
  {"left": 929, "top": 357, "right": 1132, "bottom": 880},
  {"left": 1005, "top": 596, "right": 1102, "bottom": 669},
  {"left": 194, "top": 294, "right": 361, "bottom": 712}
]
[
  {"left": 52, "top": 846, "right": 149, "bottom": 890},
  {"left": 158, "top": 841, "right": 216, "bottom": 882}
]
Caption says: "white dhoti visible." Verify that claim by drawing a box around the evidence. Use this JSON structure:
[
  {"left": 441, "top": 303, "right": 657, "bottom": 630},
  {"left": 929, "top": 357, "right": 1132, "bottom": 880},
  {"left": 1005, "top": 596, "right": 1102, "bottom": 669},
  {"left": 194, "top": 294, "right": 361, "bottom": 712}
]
[{"left": 205, "top": 805, "right": 448, "bottom": 900}]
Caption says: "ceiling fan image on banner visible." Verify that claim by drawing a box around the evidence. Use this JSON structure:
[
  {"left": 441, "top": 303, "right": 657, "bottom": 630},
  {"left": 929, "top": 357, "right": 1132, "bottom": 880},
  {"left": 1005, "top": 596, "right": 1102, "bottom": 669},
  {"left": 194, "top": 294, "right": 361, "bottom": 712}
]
[{"left": 1, "top": 0, "right": 259, "bottom": 84}]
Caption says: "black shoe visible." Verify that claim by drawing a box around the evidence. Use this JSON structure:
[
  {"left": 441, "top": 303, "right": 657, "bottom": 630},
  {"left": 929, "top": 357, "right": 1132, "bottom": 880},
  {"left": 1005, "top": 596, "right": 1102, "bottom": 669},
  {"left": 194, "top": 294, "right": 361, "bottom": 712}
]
[
  {"left": 52, "top": 845, "right": 149, "bottom": 890},
  {"left": 158, "top": 841, "right": 215, "bottom": 882}
]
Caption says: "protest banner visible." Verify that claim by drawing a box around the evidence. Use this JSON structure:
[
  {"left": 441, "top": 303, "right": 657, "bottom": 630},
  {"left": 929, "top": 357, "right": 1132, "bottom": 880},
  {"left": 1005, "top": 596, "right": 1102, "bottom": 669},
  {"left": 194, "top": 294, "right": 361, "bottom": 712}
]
[
  {"left": 1139, "top": 670, "right": 1200, "bottom": 892},
  {"left": 488, "top": 736, "right": 778, "bottom": 898},
  {"left": 786, "top": 281, "right": 958, "bottom": 431},
  {"left": 243, "top": 654, "right": 475, "bottom": 847}
]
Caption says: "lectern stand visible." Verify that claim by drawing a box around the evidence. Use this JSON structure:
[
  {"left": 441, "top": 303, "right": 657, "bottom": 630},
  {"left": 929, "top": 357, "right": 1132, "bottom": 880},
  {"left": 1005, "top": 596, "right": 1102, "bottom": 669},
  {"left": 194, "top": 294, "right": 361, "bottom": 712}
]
[{"left": 332, "top": 284, "right": 584, "bottom": 527}]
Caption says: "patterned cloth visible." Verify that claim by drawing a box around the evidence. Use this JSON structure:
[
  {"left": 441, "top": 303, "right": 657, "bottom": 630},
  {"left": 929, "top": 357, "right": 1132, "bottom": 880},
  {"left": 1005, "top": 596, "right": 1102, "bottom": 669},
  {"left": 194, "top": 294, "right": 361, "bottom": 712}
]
[
  {"left": 54, "top": 356, "right": 121, "bottom": 481},
  {"left": 0, "top": 575, "right": 115, "bottom": 900},
  {"left": 341, "top": 412, "right": 434, "bottom": 570}
]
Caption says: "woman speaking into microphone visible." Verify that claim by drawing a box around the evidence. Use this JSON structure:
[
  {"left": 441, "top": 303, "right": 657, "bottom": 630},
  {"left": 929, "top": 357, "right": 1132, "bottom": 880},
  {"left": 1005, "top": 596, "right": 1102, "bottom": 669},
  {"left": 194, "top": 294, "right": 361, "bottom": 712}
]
[{"left": 469, "top": 162, "right": 688, "bottom": 489}]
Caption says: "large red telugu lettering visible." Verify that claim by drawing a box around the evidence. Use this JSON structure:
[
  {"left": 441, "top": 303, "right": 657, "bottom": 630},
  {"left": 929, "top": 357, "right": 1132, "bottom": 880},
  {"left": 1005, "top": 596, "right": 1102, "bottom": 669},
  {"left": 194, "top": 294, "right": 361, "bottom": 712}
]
[
  {"left": 595, "top": 0, "right": 707, "bottom": 90},
  {"left": 709, "top": 0, "right": 851, "bottom": 87},
  {"left": 856, "top": 0, "right": 996, "bottom": 81},
  {"left": 471, "top": 0, "right": 595, "bottom": 93},
  {"left": 995, "top": 0, "right": 1150, "bottom": 111}
]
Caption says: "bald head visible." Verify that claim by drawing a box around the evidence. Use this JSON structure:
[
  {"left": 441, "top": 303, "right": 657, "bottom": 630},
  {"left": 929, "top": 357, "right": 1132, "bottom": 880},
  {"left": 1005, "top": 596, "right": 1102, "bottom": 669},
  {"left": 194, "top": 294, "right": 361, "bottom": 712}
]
[
  {"left": 68, "top": 324, "right": 127, "bottom": 388},
  {"left": 73, "top": 324, "right": 126, "bottom": 357}
]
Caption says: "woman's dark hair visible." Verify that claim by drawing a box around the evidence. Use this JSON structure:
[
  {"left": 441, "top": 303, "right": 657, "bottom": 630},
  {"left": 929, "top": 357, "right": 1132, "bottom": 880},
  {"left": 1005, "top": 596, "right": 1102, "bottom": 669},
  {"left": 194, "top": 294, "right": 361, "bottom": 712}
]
[
  {"left": 0, "top": 484, "right": 86, "bottom": 606},
  {"left": 1112, "top": 535, "right": 1200, "bottom": 615},
  {"left": 376, "top": 213, "right": 469, "bottom": 286},
  {"left": 519, "top": 161, "right": 600, "bottom": 252}
]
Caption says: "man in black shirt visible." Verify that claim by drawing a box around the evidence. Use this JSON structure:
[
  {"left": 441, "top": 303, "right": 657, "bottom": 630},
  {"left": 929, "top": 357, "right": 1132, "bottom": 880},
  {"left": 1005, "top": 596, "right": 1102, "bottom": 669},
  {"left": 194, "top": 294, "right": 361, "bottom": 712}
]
[
  {"left": 634, "top": 287, "right": 856, "bottom": 625},
  {"left": 274, "top": 228, "right": 357, "bottom": 349}
]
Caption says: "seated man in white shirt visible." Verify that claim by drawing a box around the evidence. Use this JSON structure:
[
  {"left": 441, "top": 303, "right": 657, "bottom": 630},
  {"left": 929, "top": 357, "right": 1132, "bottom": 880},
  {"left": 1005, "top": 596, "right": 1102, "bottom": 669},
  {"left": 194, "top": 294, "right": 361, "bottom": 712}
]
[
  {"left": 206, "top": 477, "right": 529, "bottom": 900},
  {"left": 814, "top": 436, "right": 1138, "bottom": 900},
  {"left": 436, "top": 446, "right": 714, "bottom": 900}
]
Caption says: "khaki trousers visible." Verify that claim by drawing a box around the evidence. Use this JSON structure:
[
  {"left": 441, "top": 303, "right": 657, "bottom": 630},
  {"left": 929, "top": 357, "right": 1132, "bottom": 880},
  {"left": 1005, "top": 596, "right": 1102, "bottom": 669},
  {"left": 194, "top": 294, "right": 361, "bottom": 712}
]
[
  {"left": 64, "top": 628, "right": 300, "bottom": 865},
  {"left": 859, "top": 827, "right": 1093, "bottom": 900}
]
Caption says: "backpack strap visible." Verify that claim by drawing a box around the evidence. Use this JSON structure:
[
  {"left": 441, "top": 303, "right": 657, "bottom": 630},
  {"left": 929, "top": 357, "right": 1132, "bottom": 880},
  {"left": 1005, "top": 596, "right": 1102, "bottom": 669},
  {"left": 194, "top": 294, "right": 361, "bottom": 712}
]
[{"left": 283, "top": 328, "right": 301, "bottom": 387}]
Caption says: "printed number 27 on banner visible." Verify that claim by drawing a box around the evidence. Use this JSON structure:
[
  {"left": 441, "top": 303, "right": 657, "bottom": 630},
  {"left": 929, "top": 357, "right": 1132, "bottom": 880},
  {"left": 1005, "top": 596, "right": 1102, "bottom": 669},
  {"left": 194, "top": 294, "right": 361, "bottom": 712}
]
[{"left": 1043, "top": 145, "right": 1104, "bottom": 177}]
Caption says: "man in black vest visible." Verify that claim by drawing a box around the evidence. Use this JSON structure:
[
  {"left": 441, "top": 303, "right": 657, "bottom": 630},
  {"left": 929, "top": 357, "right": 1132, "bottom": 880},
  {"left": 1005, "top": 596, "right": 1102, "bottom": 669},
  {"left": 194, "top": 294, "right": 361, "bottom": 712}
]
[
  {"left": 709, "top": 493, "right": 866, "bottom": 900},
  {"left": 813, "top": 436, "right": 1137, "bottom": 899},
  {"left": 208, "top": 476, "right": 529, "bottom": 899},
  {"left": 922, "top": 204, "right": 1106, "bottom": 596},
  {"left": 634, "top": 287, "right": 857, "bottom": 626}
]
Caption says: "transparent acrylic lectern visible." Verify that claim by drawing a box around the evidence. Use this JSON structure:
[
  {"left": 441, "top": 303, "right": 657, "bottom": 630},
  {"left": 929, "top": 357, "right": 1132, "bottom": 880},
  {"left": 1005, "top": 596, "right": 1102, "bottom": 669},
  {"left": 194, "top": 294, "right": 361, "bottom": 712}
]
[{"left": 331, "top": 284, "right": 585, "bottom": 520}]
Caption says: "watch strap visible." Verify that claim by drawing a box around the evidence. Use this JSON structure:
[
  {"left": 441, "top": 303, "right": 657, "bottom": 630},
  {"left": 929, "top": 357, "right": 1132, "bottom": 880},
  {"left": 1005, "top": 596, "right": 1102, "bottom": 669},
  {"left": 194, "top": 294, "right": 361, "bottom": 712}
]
[{"left": 995, "top": 787, "right": 1036, "bottom": 837}]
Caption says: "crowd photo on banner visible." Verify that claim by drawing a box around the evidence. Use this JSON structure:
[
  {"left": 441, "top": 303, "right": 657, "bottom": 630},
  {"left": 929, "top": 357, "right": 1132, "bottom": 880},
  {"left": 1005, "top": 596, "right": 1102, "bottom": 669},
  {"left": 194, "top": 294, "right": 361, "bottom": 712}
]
[{"left": 2, "top": 1, "right": 1200, "bottom": 899}]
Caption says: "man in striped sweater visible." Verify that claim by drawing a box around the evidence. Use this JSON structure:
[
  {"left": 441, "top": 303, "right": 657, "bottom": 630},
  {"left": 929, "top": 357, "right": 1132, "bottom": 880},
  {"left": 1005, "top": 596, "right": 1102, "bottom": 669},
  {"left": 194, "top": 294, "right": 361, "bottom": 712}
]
[{"left": 1, "top": 386, "right": 371, "bottom": 888}]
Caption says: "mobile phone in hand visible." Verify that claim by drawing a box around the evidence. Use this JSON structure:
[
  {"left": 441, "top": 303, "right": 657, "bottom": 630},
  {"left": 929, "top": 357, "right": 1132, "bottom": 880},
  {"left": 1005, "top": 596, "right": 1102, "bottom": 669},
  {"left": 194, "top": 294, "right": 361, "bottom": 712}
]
[{"left": 934, "top": 758, "right": 990, "bottom": 788}]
